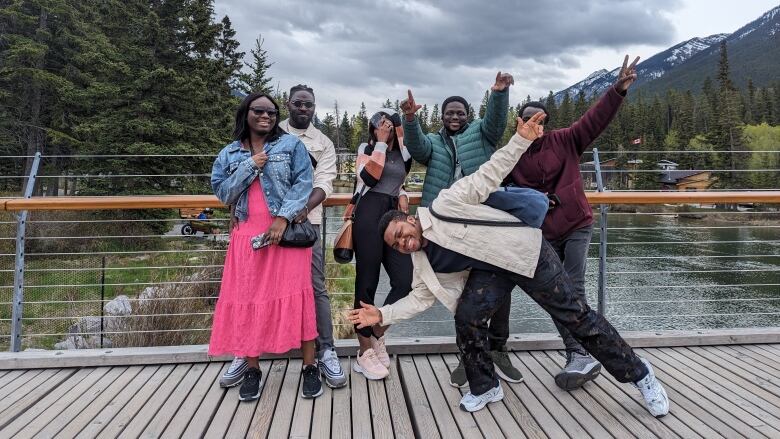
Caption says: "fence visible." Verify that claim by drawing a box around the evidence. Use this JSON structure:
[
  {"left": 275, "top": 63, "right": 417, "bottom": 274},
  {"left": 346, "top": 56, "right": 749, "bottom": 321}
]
[{"left": 1, "top": 152, "right": 779, "bottom": 351}]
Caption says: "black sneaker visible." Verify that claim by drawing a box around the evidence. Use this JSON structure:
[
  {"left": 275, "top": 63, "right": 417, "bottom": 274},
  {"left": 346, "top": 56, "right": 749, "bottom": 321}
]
[
  {"left": 238, "top": 367, "right": 262, "bottom": 401},
  {"left": 301, "top": 364, "right": 323, "bottom": 399}
]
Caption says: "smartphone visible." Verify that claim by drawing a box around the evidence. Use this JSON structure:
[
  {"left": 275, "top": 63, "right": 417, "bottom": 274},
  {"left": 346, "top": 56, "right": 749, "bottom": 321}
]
[{"left": 251, "top": 233, "right": 270, "bottom": 250}]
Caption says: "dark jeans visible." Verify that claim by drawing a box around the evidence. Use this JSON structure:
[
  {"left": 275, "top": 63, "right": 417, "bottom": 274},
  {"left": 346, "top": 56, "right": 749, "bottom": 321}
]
[
  {"left": 549, "top": 225, "right": 593, "bottom": 355},
  {"left": 479, "top": 187, "right": 550, "bottom": 352},
  {"left": 353, "top": 191, "right": 413, "bottom": 338},
  {"left": 455, "top": 240, "right": 647, "bottom": 395}
]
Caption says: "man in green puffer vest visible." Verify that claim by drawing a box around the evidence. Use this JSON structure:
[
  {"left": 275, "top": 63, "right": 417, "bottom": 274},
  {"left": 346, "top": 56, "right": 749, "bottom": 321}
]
[
  {"left": 400, "top": 72, "right": 514, "bottom": 207},
  {"left": 400, "top": 72, "right": 524, "bottom": 388}
]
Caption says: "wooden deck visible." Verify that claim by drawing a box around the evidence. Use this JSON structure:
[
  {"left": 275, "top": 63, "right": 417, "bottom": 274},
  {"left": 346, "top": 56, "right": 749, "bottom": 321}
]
[{"left": 1, "top": 344, "right": 780, "bottom": 438}]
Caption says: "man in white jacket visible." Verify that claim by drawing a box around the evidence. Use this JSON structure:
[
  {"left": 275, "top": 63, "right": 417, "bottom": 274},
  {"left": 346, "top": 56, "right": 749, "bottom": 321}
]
[{"left": 347, "top": 112, "right": 669, "bottom": 417}]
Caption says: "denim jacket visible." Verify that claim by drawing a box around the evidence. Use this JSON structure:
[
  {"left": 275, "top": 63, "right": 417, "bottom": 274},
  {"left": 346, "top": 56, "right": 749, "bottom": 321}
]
[{"left": 211, "top": 134, "right": 313, "bottom": 222}]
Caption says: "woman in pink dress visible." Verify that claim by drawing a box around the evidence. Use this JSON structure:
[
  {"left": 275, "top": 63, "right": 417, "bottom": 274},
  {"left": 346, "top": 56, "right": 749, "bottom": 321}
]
[{"left": 209, "top": 93, "right": 319, "bottom": 401}]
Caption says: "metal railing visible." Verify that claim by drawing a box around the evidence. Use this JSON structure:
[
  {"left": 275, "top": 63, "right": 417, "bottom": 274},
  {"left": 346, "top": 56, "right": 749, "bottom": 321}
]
[{"left": 1, "top": 153, "right": 779, "bottom": 351}]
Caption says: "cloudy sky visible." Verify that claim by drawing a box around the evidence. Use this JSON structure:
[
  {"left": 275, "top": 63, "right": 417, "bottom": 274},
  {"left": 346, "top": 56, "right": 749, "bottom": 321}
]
[{"left": 214, "top": 0, "right": 778, "bottom": 117}]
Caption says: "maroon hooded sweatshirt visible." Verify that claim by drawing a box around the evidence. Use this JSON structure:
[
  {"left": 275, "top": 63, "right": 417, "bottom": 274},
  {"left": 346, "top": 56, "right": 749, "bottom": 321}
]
[{"left": 509, "top": 86, "right": 626, "bottom": 241}]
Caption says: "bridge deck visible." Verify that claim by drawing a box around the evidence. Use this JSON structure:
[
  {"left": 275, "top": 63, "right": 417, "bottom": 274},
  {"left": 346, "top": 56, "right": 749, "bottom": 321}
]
[{"left": 1, "top": 344, "right": 780, "bottom": 438}]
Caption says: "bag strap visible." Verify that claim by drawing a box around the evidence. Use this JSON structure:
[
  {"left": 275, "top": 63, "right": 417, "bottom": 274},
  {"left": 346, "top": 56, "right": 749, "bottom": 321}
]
[
  {"left": 349, "top": 186, "right": 369, "bottom": 221},
  {"left": 427, "top": 205, "right": 529, "bottom": 228}
]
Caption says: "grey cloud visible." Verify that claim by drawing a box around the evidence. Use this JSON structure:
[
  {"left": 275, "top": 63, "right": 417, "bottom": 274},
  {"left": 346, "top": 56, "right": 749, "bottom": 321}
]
[{"left": 215, "top": 0, "right": 681, "bottom": 113}]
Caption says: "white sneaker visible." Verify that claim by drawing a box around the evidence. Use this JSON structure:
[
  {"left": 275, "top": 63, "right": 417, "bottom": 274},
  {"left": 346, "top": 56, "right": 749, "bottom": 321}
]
[
  {"left": 459, "top": 383, "right": 504, "bottom": 412},
  {"left": 371, "top": 335, "right": 391, "bottom": 368},
  {"left": 352, "top": 349, "right": 389, "bottom": 380},
  {"left": 319, "top": 349, "right": 347, "bottom": 388},
  {"left": 220, "top": 357, "right": 248, "bottom": 388},
  {"left": 634, "top": 358, "right": 670, "bottom": 417}
]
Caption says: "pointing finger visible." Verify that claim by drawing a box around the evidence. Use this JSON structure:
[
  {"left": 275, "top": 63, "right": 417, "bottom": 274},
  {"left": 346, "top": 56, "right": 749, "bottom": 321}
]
[{"left": 407, "top": 89, "right": 414, "bottom": 102}]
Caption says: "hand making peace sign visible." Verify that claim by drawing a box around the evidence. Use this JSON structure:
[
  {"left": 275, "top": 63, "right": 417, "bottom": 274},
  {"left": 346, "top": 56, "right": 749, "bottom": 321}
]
[
  {"left": 614, "top": 55, "right": 641, "bottom": 93},
  {"left": 515, "top": 112, "right": 546, "bottom": 142}
]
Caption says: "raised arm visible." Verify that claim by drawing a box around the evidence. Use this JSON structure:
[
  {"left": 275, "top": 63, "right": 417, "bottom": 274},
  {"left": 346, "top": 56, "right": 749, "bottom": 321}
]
[
  {"left": 480, "top": 72, "right": 513, "bottom": 145},
  {"left": 557, "top": 55, "right": 639, "bottom": 155},
  {"left": 400, "top": 89, "right": 433, "bottom": 165},
  {"left": 434, "top": 112, "right": 544, "bottom": 206}
]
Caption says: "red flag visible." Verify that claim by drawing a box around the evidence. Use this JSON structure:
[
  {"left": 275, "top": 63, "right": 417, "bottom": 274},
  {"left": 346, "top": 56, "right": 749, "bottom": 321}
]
[{"left": 631, "top": 138, "right": 642, "bottom": 145}]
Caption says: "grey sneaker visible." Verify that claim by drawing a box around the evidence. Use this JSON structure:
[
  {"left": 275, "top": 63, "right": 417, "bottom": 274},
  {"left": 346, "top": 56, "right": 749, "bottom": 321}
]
[
  {"left": 459, "top": 383, "right": 504, "bottom": 412},
  {"left": 319, "top": 349, "right": 347, "bottom": 389},
  {"left": 489, "top": 349, "right": 524, "bottom": 383},
  {"left": 220, "top": 357, "right": 248, "bottom": 388},
  {"left": 449, "top": 358, "right": 468, "bottom": 388},
  {"left": 554, "top": 351, "right": 601, "bottom": 390},
  {"left": 634, "top": 358, "right": 669, "bottom": 418}
]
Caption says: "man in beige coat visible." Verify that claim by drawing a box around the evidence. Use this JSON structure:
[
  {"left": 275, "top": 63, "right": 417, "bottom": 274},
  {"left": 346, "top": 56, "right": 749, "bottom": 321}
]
[{"left": 348, "top": 113, "right": 669, "bottom": 417}]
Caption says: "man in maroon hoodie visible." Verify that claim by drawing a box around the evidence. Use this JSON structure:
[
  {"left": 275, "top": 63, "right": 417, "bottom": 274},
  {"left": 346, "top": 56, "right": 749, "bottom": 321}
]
[{"left": 509, "top": 55, "right": 640, "bottom": 390}]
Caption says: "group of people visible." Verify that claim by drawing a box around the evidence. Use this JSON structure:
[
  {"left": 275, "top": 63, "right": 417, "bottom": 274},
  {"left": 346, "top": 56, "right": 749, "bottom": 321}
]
[{"left": 207, "top": 55, "right": 670, "bottom": 418}]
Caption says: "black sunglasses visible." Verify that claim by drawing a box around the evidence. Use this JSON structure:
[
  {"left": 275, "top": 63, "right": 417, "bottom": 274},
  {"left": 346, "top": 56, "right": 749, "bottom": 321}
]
[
  {"left": 249, "top": 107, "right": 278, "bottom": 117},
  {"left": 291, "top": 100, "right": 314, "bottom": 109}
]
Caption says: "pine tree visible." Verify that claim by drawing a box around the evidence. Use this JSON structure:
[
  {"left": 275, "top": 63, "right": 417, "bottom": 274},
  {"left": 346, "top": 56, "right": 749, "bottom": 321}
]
[
  {"left": 430, "top": 104, "right": 442, "bottom": 133},
  {"left": 755, "top": 87, "right": 771, "bottom": 123},
  {"left": 320, "top": 113, "right": 336, "bottom": 143},
  {"left": 353, "top": 102, "right": 368, "bottom": 145},
  {"left": 478, "top": 90, "right": 489, "bottom": 119},
  {"left": 544, "top": 91, "right": 558, "bottom": 129},
  {"left": 240, "top": 35, "right": 274, "bottom": 94},
  {"left": 216, "top": 16, "right": 245, "bottom": 92},
  {"left": 558, "top": 92, "right": 573, "bottom": 127},
  {"left": 715, "top": 40, "right": 743, "bottom": 179},
  {"left": 419, "top": 104, "right": 430, "bottom": 132},
  {"left": 745, "top": 78, "right": 756, "bottom": 124},
  {"left": 574, "top": 90, "right": 588, "bottom": 120},
  {"left": 339, "top": 111, "right": 353, "bottom": 152}
]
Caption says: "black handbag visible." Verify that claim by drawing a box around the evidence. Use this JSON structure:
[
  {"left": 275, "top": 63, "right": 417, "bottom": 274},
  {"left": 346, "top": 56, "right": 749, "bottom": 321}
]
[{"left": 279, "top": 218, "right": 318, "bottom": 248}]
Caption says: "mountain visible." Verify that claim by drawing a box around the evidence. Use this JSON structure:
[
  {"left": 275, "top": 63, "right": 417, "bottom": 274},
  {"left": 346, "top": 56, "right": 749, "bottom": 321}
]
[{"left": 554, "top": 6, "right": 780, "bottom": 101}]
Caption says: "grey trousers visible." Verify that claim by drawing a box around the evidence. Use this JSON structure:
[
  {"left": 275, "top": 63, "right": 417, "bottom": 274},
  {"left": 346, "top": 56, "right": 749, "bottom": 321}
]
[
  {"left": 549, "top": 225, "right": 593, "bottom": 354},
  {"left": 312, "top": 227, "right": 335, "bottom": 356}
]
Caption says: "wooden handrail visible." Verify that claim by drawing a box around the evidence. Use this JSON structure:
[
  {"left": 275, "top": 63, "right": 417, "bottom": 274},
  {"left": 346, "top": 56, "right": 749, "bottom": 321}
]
[{"left": 1, "top": 191, "right": 779, "bottom": 211}]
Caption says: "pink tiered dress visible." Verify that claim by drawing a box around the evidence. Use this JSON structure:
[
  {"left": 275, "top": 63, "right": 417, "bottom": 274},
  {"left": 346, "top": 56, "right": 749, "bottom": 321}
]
[{"left": 208, "top": 180, "right": 317, "bottom": 357}]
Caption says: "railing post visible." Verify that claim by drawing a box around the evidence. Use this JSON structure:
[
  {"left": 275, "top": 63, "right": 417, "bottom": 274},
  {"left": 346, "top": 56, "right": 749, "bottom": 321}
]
[
  {"left": 592, "top": 148, "right": 608, "bottom": 316},
  {"left": 11, "top": 152, "right": 41, "bottom": 352}
]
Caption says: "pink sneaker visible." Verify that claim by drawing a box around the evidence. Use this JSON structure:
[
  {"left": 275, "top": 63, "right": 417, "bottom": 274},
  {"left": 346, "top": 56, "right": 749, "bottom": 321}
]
[
  {"left": 352, "top": 349, "right": 389, "bottom": 380},
  {"left": 371, "top": 336, "right": 391, "bottom": 368}
]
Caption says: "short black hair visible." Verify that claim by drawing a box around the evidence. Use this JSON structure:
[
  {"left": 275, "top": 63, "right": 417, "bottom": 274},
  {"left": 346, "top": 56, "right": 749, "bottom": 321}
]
[
  {"left": 441, "top": 96, "right": 470, "bottom": 115},
  {"left": 378, "top": 209, "right": 409, "bottom": 238},
  {"left": 289, "top": 84, "right": 315, "bottom": 100},
  {"left": 232, "top": 92, "right": 284, "bottom": 142},
  {"left": 518, "top": 101, "right": 550, "bottom": 124}
]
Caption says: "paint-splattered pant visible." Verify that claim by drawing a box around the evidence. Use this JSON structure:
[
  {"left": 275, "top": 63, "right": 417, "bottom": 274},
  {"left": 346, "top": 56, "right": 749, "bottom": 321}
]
[{"left": 455, "top": 239, "right": 647, "bottom": 395}]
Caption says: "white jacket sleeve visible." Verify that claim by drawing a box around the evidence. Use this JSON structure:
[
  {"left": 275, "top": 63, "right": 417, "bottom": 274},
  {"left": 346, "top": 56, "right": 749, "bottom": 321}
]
[
  {"left": 378, "top": 276, "right": 436, "bottom": 326},
  {"left": 434, "top": 134, "right": 532, "bottom": 207}
]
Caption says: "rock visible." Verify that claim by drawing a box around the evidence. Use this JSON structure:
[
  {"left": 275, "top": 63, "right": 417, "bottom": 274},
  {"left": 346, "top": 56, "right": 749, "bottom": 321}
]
[
  {"left": 104, "top": 295, "right": 132, "bottom": 316},
  {"left": 138, "top": 287, "right": 158, "bottom": 304}
]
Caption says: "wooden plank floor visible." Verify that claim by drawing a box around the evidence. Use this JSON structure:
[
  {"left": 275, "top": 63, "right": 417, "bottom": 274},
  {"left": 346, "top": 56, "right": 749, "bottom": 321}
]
[{"left": 1, "top": 344, "right": 779, "bottom": 438}]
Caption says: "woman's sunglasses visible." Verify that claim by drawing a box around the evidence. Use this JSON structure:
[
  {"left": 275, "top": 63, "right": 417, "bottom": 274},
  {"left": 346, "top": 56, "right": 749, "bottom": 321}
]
[{"left": 249, "top": 107, "right": 278, "bottom": 117}]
